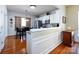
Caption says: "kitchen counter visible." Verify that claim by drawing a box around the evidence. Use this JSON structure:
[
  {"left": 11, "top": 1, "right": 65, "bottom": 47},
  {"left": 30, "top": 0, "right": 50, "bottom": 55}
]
[
  {"left": 29, "top": 27, "right": 60, "bottom": 32},
  {"left": 27, "top": 27, "right": 62, "bottom": 54}
]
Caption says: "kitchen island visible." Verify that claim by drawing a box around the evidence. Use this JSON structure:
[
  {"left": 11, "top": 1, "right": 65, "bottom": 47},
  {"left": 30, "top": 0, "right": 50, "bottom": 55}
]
[{"left": 27, "top": 27, "right": 62, "bottom": 54}]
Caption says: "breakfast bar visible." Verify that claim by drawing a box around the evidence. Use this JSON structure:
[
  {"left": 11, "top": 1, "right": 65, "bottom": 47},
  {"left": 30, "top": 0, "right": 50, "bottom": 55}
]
[{"left": 27, "top": 27, "right": 62, "bottom": 54}]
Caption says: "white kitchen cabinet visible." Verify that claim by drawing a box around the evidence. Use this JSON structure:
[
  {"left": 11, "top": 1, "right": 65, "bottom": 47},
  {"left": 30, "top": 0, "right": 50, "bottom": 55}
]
[
  {"left": 50, "top": 10, "right": 60, "bottom": 23},
  {"left": 37, "top": 10, "right": 61, "bottom": 25},
  {"left": 40, "top": 15, "right": 49, "bottom": 23},
  {"left": 55, "top": 10, "right": 60, "bottom": 23},
  {"left": 50, "top": 14, "right": 54, "bottom": 23},
  {"left": 27, "top": 28, "right": 62, "bottom": 54},
  {"left": 43, "top": 15, "right": 49, "bottom": 20}
]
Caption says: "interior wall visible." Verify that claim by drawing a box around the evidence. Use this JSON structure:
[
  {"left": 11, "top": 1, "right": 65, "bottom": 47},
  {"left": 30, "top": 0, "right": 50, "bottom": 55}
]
[
  {"left": 56, "top": 5, "right": 66, "bottom": 31},
  {"left": 0, "top": 5, "right": 8, "bottom": 51},
  {"left": 7, "top": 10, "right": 35, "bottom": 36},
  {"left": 66, "top": 6, "right": 78, "bottom": 30},
  {"left": 54, "top": 5, "right": 66, "bottom": 31}
]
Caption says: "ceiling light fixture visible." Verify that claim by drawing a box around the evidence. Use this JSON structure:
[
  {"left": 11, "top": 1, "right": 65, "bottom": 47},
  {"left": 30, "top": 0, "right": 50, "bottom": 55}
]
[{"left": 30, "top": 5, "right": 36, "bottom": 9}]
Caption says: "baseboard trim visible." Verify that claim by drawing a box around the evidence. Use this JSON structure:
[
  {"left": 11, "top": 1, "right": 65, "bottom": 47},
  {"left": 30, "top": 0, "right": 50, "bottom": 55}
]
[{"left": 7, "top": 35, "right": 16, "bottom": 37}]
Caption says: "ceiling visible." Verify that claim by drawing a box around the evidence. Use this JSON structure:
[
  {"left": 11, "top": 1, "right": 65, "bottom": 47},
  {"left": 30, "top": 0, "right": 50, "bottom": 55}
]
[{"left": 7, "top": 5, "right": 58, "bottom": 16}]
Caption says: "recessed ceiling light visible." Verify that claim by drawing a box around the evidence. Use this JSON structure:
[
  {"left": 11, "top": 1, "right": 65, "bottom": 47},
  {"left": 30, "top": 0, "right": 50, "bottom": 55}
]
[{"left": 30, "top": 5, "right": 36, "bottom": 9}]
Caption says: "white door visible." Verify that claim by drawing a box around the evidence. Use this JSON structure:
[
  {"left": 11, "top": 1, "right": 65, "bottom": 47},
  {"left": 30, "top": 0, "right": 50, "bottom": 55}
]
[{"left": 0, "top": 9, "right": 5, "bottom": 50}]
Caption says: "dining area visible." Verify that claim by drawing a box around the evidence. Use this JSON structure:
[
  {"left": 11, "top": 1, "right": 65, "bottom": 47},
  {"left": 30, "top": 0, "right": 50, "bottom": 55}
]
[
  {"left": 15, "top": 27, "right": 30, "bottom": 40},
  {"left": 15, "top": 16, "right": 31, "bottom": 40}
]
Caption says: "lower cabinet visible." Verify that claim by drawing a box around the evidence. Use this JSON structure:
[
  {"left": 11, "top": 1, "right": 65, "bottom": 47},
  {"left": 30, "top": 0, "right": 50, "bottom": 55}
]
[{"left": 62, "top": 31, "right": 74, "bottom": 47}]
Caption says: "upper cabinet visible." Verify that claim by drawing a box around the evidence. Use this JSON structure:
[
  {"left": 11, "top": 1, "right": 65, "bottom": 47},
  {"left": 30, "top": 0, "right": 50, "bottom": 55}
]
[
  {"left": 38, "top": 15, "right": 49, "bottom": 23},
  {"left": 50, "top": 10, "right": 60, "bottom": 23},
  {"left": 38, "top": 10, "right": 60, "bottom": 24},
  {"left": 42, "top": 15, "right": 49, "bottom": 23},
  {"left": 35, "top": 10, "right": 61, "bottom": 24},
  {"left": 44, "top": 15, "right": 49, "bottom": 20},
  {"left": 50, "top": 14, "right": 54, "bottom": 23}
]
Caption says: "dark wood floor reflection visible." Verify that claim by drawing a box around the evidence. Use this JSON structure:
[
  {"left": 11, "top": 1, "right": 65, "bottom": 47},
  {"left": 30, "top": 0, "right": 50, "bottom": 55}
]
[
  {"left": 49, "top": 42, "right": 79, "bottom": 54},
  {"left": 1, "top": 36, "right": 26, "bottom": 54},
  {"left": 1, "top": 36, "right": 79, "bottom": 54}
]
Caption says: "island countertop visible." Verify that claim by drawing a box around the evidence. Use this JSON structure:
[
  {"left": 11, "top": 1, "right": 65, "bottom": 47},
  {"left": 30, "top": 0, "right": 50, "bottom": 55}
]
[{"left": 29, "top": 27, "right": 60, "bottom": 32}]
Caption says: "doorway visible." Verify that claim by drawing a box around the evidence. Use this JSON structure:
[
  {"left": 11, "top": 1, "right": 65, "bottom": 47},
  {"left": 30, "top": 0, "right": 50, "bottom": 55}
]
[
  {"left": 15, "top": 16, "right": 31, "bottom": 53},
  {"left": 15, "top": 16, "right": 31, "bottom": 28}
]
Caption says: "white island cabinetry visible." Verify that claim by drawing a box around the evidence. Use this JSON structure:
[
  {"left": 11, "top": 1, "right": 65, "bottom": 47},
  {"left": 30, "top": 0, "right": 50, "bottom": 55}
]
[{"left": 27, "top": 28, "right": 62, "bottom": 54}]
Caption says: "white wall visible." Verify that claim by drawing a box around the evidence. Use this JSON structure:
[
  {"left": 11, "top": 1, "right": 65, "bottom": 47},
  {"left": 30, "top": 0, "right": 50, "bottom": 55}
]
[
  {"left": 56, "top": 5, "right": 66, "bottom": 31},
  {"left": 8, "top": 11, "right": 35, "bottom": 36},
  {"left": 66, "top": 6, "right": 79, "bottom": 42},
  {"left": 0, "top": 5, "right": 8, "bottom": 51},
  {"left": 66, "top": 6, "right": 78, "bottom": 30},
  {"left": 4, "top": 6, "right": 8, "bottom": 37}
]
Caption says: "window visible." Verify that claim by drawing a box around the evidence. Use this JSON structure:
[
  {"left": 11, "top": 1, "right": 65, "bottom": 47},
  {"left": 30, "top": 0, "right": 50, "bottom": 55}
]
[
  {"left": 21, "top": 18, "right": 30, "bottom": 27},
  {"left": 21, "top": 18, "right": 27, "bottom": 27}
]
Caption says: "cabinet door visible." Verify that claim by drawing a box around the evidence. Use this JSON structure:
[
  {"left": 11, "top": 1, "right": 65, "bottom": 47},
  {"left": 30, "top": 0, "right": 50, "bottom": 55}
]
[
  {"left": 44, "top": 15, "right": 49, "bottom": 20},
  {"left": 55, "top": 10, "right": 60, "bottom": 23},
  {"left": 50, "top": 14, "right": 58, "bottom": 23},
  {"left": 50, "top": 11, "right": 60, "bottom": 23},
  {"left": 63, "top": 31, "right": 72, "bottom": 46},
  {"left": 50, "top": 14, "right": 54, "bottom": 23}
]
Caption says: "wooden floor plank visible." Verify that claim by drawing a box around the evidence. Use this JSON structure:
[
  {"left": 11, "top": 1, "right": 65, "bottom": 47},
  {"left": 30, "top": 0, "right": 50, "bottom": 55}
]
[
  {"left": 1, "top": 36, "right": 26, "bottom": 54},
  {"left": 1, "top": 36, "right": 79, "bottom": 54},
  {"left": 49, "top": 42, "right": 79, "bottom": 54}
]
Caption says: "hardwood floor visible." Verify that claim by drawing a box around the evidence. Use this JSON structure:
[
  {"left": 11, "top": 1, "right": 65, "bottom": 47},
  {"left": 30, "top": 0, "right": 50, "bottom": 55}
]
[
  {"left": 1, "top": 36, "right": 79, "bottom": 54},
  {"left": 49, "top": 42, "right": 79, "bottom": 54},
  {"left": 49, "top": 44, "right": 71, "bottom": 54},
  {"left": 1, "top": 36, "right": 26, "bottom": 54}
]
